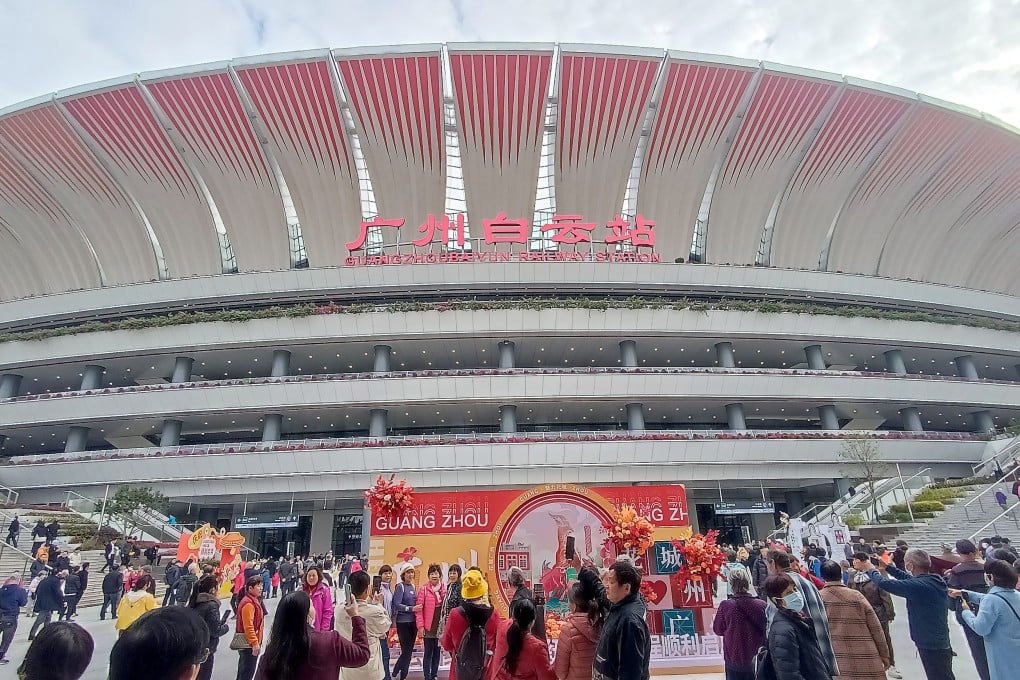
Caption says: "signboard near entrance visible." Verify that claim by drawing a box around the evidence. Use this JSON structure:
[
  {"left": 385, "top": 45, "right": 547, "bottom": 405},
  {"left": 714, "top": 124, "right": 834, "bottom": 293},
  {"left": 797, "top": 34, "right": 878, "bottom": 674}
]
[
  {"left": 713, "top": 501, "right": 775, "bottom": 515},
  {"left": 234, "top": 514, "right": 300, "bottom": 529}
]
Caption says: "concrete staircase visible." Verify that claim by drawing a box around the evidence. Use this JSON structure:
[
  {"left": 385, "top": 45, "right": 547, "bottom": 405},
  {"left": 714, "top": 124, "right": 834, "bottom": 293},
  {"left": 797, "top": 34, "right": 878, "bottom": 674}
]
[{"left": 892, "top": 479, "right": 1019, "bottom": 552}]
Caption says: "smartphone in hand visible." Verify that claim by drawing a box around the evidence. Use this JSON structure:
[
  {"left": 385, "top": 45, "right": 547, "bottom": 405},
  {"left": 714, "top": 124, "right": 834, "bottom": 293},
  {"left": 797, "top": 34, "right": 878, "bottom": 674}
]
[
  {"left": 565, "top": 535, "right": 576, "bottom": 560},
  {"left": 373, "top": 575, "right": 382, "bottom": 593},
  {"left": 344, "top": 584, "right": 353, "bottom": 605}
]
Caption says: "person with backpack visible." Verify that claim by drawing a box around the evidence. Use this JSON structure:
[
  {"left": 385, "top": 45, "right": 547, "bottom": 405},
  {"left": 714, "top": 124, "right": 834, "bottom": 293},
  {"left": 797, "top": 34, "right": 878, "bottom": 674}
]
[
  {"left": 30, "top": 521, "right": 46, "bottom": 557},
  {"left": 176, "top": 564, "right": 198, "bottom": 606},
  {"left": 491, "top": 597, "right": 554, "bottom": 680},
  {"left": 950, "top": 558, "right": 1020, "bottom": 680},
  {"left": 162, "top": 559, "right": 182, "bottom": 607},
  {"left": 441, "top": 569, "right": 500, "bottom": 680}
]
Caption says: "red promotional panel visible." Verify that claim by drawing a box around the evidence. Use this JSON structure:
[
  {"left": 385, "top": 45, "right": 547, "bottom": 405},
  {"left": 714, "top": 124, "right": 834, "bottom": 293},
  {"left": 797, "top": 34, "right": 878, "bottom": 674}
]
[
  {"left": 370, "top": 485, "right": 689, "bottom": 536},
  {"left": 671, "top": 574, "right": 714, "bottom": 609}
]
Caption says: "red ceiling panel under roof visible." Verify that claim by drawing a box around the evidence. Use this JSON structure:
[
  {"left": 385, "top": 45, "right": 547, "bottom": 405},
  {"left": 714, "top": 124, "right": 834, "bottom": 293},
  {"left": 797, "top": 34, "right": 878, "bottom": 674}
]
[
  {"left": 706, "top": 73, "right": 838, "bottom": 265},
  {"left": 555, "top": 52, "right": 659, "bottom": 223},
  {"left": 235, "top": 59, "right": 362, "bottom": 266},
  {"left": 0, "top": 148, "right": 99, "bottom": 298},
  {"left": 0, "top": 105, "right": 158, "bottom": 285},
  {"left": 61, "top": 86, "right": 223, "bottom": 278},
  {"left": 827, "top": 105, "right": 981, "bottom": 275},
  {"left": 145, "top": 71, "right": 290, "bottom": 271},
  {"left": 336, "top": 51, "right": 445, "bottom": 229},
  {"left": 771, "top": 87, "right": 912, "bottom": 269},
  {"left": 881, "top": 125, "right": 1020, "bottom": 283},
  {"left": 449, "top": 49, "right": 552, "bottom": 228},
  {"left": 636, "top": 60, "right": 756, "bottom": 260}
]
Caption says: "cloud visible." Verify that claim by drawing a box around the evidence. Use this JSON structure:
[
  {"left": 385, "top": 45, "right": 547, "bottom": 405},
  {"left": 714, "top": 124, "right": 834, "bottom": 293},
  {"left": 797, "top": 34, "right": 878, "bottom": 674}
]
[{"left": 1, "top": 0, "right": 1019, "bottom": 126}]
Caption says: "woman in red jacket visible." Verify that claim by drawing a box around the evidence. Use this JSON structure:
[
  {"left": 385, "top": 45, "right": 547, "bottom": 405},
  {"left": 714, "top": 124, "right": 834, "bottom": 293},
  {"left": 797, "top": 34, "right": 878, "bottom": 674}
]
[
  {"left": 416, "top": 564, "right": 447, "bottom": 680},
  {"left": 441, "top": 569, "right": 500, "bottom": 680},
  {"left": 493, "top": 598, "right": 555, "bottom": 680},
  {"left": 255, "top": 590, "right": 371, "bottom": 680}
]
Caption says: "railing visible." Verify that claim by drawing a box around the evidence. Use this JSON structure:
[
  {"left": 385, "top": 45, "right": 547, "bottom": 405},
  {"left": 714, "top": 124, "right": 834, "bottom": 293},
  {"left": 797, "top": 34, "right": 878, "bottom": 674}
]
[
  {"left": 2, "top": 365, "right": 1017, "bottom": 404},
  {"left": 0, "top": 482, "right": 18, "bottom": 505},
  {"left": 6, "top": 429, "right": 985, "bottom": 467},
  {"left": 972, "top": 434, "right": 1020, "bottom": 477},
  {"left": 968, "top": 499, "right": 1020, "bottom": 541},
  {"left": 963, "top": 459, "right": 1020, "bottom": 520}
]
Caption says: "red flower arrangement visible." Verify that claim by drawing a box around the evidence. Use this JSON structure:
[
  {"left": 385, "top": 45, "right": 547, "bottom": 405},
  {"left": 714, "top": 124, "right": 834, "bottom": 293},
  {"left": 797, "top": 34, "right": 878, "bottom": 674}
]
[
  {"left": 603, "top": 505, "right": 656, "bottom": 557},
  {"left": 363, "top": 474, "right": 415, "bottom": 518},
  {"left": 670, "top": 530, "right": 726, "bottom": 590}
]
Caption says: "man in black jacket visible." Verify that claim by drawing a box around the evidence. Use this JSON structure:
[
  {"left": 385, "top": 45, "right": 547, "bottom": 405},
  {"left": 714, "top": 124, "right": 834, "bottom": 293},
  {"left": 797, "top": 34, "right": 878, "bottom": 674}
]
[
  {"left": 44, "top": 520, "right": 60, "bottom": 546},
  {"left": 28, "top": 571, "right": 64, "bottom": 640},
  {"left": 101, "top": 565, "right": 125, "bottom": 620},
  {"left": 162, "top": 559, "right": 182, "bottom": 607},
  {"left": 278, "top": 558, "right": 294, "bottom": 596},
  {"left": 59, "top": 569, "right": 80, "bottom": 620},
  {"left": 579, "top": 562, "right": 650, "bottom": 680},
  {"left": 751, "top": 546, "right": 770, "bottom": 596}
]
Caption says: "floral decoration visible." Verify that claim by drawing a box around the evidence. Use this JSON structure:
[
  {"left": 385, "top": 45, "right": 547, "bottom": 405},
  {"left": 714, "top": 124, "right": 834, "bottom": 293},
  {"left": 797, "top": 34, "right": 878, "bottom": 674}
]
[
  {"left": 602, "top": 505, "right": 656, "bottom": 557},
  {"left": 670, "top": 530, "right": 726, "bottom": 590},
  {"left": 364, "top": 474, "right": 415, "bottom": 518}
]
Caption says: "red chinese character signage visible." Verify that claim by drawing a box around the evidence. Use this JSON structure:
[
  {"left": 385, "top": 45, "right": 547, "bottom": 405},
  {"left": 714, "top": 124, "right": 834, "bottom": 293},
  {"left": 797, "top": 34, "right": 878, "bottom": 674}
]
[{"left": 344, "top": 212, "right": 659, "bottom": 266}]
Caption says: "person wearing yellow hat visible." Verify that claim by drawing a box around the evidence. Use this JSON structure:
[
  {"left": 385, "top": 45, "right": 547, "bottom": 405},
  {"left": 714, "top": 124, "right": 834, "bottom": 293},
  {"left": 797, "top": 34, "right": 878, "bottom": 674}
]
[{"left": 441, "top": 569, "right": 500, "bottom": 680}]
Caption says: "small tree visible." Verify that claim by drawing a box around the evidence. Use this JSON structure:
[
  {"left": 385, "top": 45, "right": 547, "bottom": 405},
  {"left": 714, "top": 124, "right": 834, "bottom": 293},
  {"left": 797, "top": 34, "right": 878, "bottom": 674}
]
[
  {"left": 838, "top": 436, "right": 889, "bottom": 523},
  {"left": 107, "top": 486, "right": 169, "bottom": 539}
]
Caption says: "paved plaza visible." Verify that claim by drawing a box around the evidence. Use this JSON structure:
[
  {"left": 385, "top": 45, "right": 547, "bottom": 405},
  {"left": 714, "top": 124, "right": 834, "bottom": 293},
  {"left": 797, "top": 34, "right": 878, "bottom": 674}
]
[{"left": 0, "top": 595, "right": 982, "bottom": 680}]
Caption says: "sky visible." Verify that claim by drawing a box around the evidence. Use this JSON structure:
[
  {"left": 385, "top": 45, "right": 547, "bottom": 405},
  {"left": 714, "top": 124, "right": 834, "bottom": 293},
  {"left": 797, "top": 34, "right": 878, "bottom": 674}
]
[{"left": 2, "top": 0, "right": 1020, "bottom": 127}]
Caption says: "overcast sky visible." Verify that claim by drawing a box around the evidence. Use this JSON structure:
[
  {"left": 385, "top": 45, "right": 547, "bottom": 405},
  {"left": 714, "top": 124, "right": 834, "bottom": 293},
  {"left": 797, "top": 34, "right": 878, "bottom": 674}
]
[{"left": 2, "top": 0, "right": 1019, "bottom": 126}]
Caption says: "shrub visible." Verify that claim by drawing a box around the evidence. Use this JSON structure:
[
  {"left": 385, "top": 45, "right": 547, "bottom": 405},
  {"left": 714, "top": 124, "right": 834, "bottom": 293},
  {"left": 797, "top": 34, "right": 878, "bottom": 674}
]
[
  {"left": 844, "top": 514, "right": 864, "bottom": 529},
  {"left": 888, "top": 501, "right": 945, "bottom": 514}
]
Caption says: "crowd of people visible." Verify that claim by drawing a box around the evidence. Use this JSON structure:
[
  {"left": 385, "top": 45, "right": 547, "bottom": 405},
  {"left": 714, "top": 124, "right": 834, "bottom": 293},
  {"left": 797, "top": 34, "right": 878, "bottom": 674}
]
[
  {"left": 713, "top": 534, "right": 1020, "bottom": 680},
  {"left": 2, "top": 527, "right": 1020, "bottom": 680},
  {"left": 2, "top": 546, "right": 656, "bottom": 680}
]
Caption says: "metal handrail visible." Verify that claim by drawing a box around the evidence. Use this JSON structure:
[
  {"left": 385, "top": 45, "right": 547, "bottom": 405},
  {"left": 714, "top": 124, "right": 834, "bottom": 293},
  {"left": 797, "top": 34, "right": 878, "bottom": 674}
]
[
  {"left": 0, "top": 483, "right": 18, "bottom": 505},
  {"left": 968, "top": 499, "right": 1020, "bottom": 541},
  {"left": 971, "top": 435, "right": 1020, "bottom": 477},
  {"left": 964, "top": 466, "right": 1020, "bottom": 509}
]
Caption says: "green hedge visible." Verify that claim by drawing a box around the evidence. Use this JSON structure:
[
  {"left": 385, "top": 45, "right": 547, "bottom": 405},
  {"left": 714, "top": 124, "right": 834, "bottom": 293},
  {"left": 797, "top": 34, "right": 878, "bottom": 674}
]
[
  {"left": 889, "top": 500, "right": 945, "bottom": 514},
  {"left": 0, "top": 296, "right": 1016, "bottom": 345},
  {"left": 915, "top": 487, "right": 967, "bottom": 504}
]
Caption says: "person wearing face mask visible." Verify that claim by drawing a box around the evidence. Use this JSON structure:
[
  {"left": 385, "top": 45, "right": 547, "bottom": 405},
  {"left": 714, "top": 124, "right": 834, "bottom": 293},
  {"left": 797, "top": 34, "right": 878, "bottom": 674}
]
[
  {"left": 949, "top": 559, "right": 1020, "bottom": 680},
  {"left": 947, "top": 539, "right": 990, "bottom": 680},
  {"left": 761, "top": 573, "right": 831, "bottom": 680},
  {"left": 868, "top": 548, "right": 955, "bottom": 680}
]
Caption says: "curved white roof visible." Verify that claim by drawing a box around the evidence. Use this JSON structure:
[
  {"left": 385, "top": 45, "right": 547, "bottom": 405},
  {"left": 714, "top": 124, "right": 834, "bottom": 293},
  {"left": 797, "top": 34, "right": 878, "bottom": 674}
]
[{"left": 0, "top": 43, "right": 1018, "bottom": 300}]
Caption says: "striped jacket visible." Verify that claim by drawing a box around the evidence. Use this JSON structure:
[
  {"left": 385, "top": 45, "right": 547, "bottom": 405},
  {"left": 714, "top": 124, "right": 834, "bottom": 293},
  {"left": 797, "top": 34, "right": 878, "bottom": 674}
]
[{"left": 819, "top": 583, "right": 889, "bottom": 680}]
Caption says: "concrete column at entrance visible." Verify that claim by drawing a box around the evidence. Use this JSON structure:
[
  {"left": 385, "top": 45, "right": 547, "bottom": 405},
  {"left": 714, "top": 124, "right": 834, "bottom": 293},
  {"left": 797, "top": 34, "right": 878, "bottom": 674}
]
[
  {"left": 499, "top": 405, "right": 518, "bottom": 433},
  {"left": 805, "top": 345, "right": 826, "bottom": 370},
  {"left": 310, "top": 509, "right": 334, "bottom": 555},
  {"left": 972, "top": 410, "right": 995, "bottom": 433},
  {"left": 725, "top": 403, "right": 747, "bottom": 431},
  {"left": 262, "top": 414, "right": 283, "bottom": 442},
  {"left": 619, "top": 340, "right": 638, "bottom": 368},
  {"left": 160, "top": 419, "right": 183, "bottom": 447},
  {"left": 715, "top": 342, "right": 735, "bottom": 368},
  {"left": 171, "top": 357, "right": 194, "bottom": 383},
  {"left": 373, "top": 345, "right": 391, "bottom": 373},
  {"left": 0, "top": 374, "right": 22, "bottom": 399},
  {"left": 884, "top": 350, "right": 907, "bottom": 375},
  {"left": 360, "top": 505, "right": 371, "bottom": 558},
  {"left": 498, "top": 341, "right": 516, "bottom": 369},
  {"left": 271, "top": 350, "right": 292, "bottom": 378},
  {"left": 818, "top": 404, "right": 839, "bottom": 431},
  {"left": 899, "top": 407, "right": 924, "bottom": 432},
  {"left": 784, "top": 490, "right": 806, "bottom": 515},
  {"left": 65, "top": 426, "right": 90, "bottom": 453},
  {"left": 626, "top": 403, "right": 645, "bottom": 431},
  {"left": 370, "top": 409, "right": 388, "bottom": 438},
  {"left": 954, "top": 355, "right": 979, "bottom": 380},
  {"left": 80, "top": 365, "right": 105, "bottom": 391}
]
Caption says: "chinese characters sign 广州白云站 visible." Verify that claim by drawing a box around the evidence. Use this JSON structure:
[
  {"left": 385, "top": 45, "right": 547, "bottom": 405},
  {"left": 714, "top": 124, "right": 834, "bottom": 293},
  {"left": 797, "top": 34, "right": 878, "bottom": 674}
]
[{"left": 343, "top": 213, "right": 661, "bottom": 267}]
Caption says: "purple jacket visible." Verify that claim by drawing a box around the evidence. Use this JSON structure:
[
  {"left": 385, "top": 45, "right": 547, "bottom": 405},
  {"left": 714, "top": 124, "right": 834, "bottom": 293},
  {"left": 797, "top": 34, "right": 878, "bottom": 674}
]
[
  {"left": 712, "top": 593, "right": 767, "bottom": 673},
  {"left": 392, "top": 581, "right": 418, "bottom": 624},
  {"left": 306, "top": 582, "right": 334, "bottom": 631}
]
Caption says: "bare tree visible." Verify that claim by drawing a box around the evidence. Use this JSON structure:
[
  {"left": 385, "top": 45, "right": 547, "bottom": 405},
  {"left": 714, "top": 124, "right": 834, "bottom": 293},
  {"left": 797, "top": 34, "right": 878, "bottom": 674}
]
[{"left": 838, "top": 436, "right": 889, "bottom": 522}]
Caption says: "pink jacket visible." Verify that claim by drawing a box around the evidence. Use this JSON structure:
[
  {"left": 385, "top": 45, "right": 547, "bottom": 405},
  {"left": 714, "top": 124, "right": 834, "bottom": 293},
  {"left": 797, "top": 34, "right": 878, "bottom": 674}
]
[
  {"left": 306, "top": 582, "right": 334, "bottom": 631},
  {"left": 415, "top": 582, "right": 446, "bottom": 632},
  {"left": 553, "top": 612, "right": 599, "bottom": 680}
]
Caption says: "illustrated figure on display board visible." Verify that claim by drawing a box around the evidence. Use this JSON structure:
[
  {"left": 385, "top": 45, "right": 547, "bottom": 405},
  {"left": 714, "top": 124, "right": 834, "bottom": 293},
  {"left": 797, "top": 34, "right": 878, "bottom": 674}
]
[{"left": 539, "top": 515, "right": 584, "bottom": 603}]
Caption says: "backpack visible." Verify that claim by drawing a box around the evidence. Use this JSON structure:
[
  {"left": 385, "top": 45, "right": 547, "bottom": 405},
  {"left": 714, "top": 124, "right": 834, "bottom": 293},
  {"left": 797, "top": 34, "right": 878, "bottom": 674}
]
[
  {"left": 455, "top": 606, "right": 493, "bottom": 680},
  {"left": 176, "top": 578, "right": 193, "bottom": 602},
  {"left": 164, "top": 564, "right": 179, "bottom": 586},
  {"left": 753, "top": 645, "right": 777, "bottom": 680}
]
